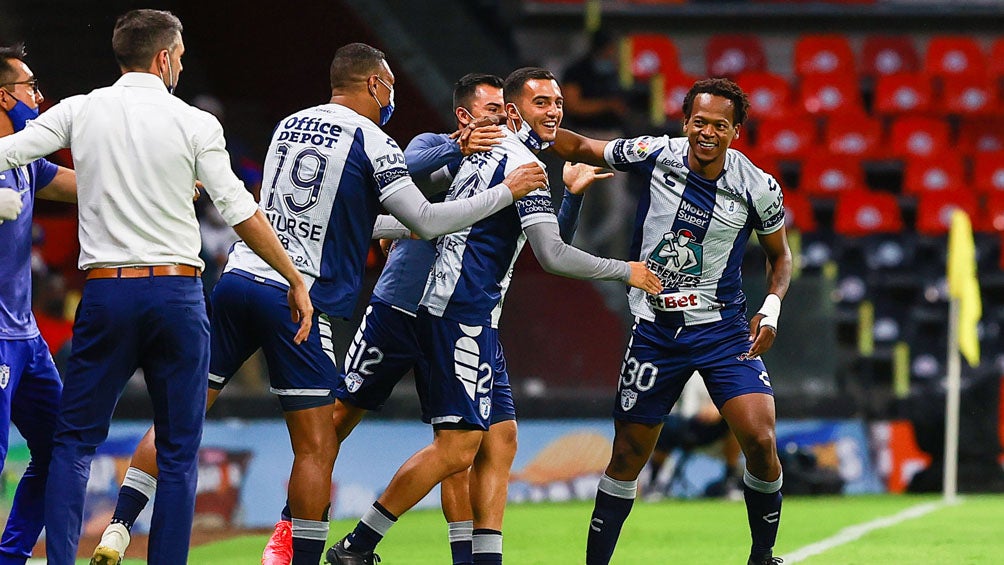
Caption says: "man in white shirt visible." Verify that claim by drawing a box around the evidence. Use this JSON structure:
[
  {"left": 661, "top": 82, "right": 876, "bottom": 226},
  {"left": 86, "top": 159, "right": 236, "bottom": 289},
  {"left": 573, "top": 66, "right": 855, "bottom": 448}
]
[{"left": 0, "top": 10, "right": 311, "bottom": 565}]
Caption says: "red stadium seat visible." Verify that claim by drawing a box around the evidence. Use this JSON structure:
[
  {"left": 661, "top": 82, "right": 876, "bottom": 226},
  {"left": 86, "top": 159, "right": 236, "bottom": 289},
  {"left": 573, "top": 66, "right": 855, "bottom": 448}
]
[
  {"left": 626, "top": 34, "right": 680, "bottom": 83},
  {"left": 889, "top": 116, "right": 950, "bottom": 158},
  {"left": 706, "top": 35, "right": 767, "bottom": 78},
  {"left": 873, "top": 73, "right": 933, "bottom": 116},
  {"left": 736, "top": 72, "right": 796, "bottom": 120},
  {"left": 33, "top": 216, "right": 79, "bottom": 270},
  {"left": 794, "top": 34, "right": 856, "bottom": 77},
  {"left": 956, "top": 117, "right": 1004, "bottom": 154},
  {"left": 974, "top": 151, "right": 1004, "bottom": 194},
  {"left": 990, "top": 38, "right": 1004, "bottom": 84},
  {"left": 940, "top": 75, "right": 1000, "bottom": 118},
  {"left": 825, "top": 113, "right": 883, "bottom": 158},
  {"left": 662, "top": 71, "right": 698, "bottom": 120},
  {"left": 834, "top": 191, "right": 903, "bottom": 236},
  {"left": 979, "top": 192, "right": 1004, "bottom": 232},
  {"left": 924, "top": 36, "right": 986, "bottom": 81},
  {"left": 902, "top": 153, "right": 967, "bottom": 194},
  {"left": 862, "top": 36, "right": 920, "bottom": 77},
  {"left": 755, "top": 116, "right": 817, "bottom": 160},
  {"left": 915, "top": 191, "right": 979, "bottom": 236},
  {"left": 798, "top": 73, "right": 863, "bottom": 115},
  {"left": 799, "top": 152, "right": 866, "bottom": 196},
  {"left": 782, "top": 191, "right": 817, "bottom": 233}
]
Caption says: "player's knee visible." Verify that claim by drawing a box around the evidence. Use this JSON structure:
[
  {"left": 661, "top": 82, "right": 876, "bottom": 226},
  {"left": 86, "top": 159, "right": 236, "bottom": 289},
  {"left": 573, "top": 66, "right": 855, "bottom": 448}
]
[{"left": 741, "top": 429, "right": 777, "bottom": 464}]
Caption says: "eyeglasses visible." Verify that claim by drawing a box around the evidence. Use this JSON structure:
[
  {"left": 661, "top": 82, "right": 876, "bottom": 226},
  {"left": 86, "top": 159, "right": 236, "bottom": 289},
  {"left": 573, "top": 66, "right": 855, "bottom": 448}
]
[{"left": 1, "top": 79, "right": 39, "bottom": 94}]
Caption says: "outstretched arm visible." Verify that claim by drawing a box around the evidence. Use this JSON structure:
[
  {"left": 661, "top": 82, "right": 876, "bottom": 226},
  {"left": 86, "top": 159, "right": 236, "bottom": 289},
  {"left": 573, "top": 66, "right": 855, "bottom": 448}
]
[
  {"left": 549, "top": 128, "right": 610, "bottom": 168},
  {"left": 745, "top": 227, "right": 793, "bottom": 359}
]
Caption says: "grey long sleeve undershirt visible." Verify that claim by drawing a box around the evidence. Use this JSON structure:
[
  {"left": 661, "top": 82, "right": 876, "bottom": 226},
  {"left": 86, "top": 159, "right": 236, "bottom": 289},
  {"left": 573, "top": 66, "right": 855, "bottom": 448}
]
[
  {"left": 525, "top": 221, "right": 631, "bottom": 282},
  {"left": 380, "top": 181, "right": 513, "bottom": 240}
]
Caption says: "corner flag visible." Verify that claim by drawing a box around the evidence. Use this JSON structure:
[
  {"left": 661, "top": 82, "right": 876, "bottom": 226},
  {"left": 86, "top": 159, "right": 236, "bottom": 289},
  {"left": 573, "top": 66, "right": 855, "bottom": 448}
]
[{"left": 946, "top": 210, "right": 981, "bottom": 367}]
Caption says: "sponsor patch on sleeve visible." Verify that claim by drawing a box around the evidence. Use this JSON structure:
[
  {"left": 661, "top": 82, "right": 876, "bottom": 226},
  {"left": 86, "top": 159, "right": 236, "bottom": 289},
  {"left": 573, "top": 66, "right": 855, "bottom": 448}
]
[{"left": 374, "top": 166, "right": 410, "bottom": 189}]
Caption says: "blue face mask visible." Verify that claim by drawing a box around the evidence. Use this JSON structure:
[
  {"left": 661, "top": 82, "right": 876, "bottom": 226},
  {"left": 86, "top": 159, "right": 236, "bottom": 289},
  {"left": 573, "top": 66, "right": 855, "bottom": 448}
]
[
  {"left": 372, "top": 77, "right": 395, "bottom": 126},
  {"left": 3, "top": 97, "right": 39, "bottom": 132},
  {"left": 510, "top": 105, "right": 552, "bottom": 152}
]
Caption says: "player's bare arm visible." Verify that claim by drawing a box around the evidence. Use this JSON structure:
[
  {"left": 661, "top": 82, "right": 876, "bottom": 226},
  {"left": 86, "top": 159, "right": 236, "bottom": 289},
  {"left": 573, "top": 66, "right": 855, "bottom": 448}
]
[
  {"left": 746, "top": 226, "right": 793, "bottom": 359},
  {"left": 550, "top": 127, "right": 609, "bottom": 168}
]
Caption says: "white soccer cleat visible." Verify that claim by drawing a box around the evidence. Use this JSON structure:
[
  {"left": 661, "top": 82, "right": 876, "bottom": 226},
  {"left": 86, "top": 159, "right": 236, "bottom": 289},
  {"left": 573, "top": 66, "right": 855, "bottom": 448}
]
[{"left": 90, "top": 522, "right": 131, "bottom": 565}]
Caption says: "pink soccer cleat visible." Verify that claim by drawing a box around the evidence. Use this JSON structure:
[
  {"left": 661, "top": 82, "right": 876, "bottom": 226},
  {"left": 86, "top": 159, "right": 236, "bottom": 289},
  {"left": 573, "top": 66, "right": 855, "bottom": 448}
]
[{"left": 261, "top": 519, "right": 294, "bottom": 565}]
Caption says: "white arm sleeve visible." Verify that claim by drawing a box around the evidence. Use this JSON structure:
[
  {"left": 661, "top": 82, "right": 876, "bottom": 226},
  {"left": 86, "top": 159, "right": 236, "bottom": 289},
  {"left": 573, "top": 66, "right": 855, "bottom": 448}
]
[
  {"left": 525, "top": 222, "right": 631, "bottom": 282},
  {"left": 381, "top": 181, "right": 513, "bottom": 240},
  {"left": 0, "top": 100, "right": 73, "bottom": 172},
  {"left": 372, "top": 215, "right": 411, "bottom": 239}
]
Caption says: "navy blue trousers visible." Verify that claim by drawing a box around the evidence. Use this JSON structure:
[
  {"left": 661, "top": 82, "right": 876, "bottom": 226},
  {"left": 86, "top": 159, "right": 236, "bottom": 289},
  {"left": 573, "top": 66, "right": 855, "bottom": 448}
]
[
  {"left": 0, "top": 336, "right": 61, "bottom": 564},
  {"left": 44, "top": 276, "right": 209, "bottom": 565}
]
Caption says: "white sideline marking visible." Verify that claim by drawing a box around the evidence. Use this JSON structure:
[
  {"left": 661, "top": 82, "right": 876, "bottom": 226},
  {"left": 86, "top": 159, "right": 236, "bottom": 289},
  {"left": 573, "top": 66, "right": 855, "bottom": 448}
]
[{"left": 779, "top": 500, "right": 949, "bottom": 563}]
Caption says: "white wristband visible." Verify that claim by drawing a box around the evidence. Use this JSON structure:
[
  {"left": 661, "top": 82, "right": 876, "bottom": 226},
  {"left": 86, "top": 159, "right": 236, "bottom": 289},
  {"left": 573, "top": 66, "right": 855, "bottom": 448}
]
[{"left": 756, "top": 293, "right": 781, "bottom": 330}]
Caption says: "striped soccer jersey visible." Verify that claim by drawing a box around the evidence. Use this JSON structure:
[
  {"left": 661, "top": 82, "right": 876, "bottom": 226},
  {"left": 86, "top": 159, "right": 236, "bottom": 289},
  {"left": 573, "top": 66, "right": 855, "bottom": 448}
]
[
  {"left": 604, "top": 135, "right": 785, "bottom": 326},
  {"left": 421, "top": 128, "right": 556, "bottom": 328},
  {"left": 226, "top": 103, "right": 412, "bottom": 318}
]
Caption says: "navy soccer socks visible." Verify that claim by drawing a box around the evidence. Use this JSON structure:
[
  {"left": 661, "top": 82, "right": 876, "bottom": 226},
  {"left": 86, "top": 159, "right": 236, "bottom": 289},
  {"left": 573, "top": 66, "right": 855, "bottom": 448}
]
[
  {"left": 111, "top": 467, "right": 158, "bottom": 530},
  {"left": 291, "top": 517, "right": 328, "bottom": 565},
  {"left": 448, "top": 519, "right": 474, "bottom": 564},
  {"left": 472, "top": 528, "right": 502, "bottom": 564},
  {"left": 585, "top": 474, "right": 638, "bottom": 565},
  {"left": 742, "top": 468, "right": 783, "bottom": 562},
  {"left": 345, "top": 501, "right": 397, "bottom": 553}
]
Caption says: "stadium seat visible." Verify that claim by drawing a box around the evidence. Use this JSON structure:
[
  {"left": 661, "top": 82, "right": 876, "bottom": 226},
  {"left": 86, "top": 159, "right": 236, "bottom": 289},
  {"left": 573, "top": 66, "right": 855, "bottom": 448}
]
[
  {"left": 799, "top": 152, "right": 867, "bottom": 197},
  {"left": 794, "top": 34, "right": 856, "bottom": 77},
  {"left": 662, "top": 71, "right": 698, "bottom": 120},
  {"left": 940, "top": 75, "right": 1000, "bottom": 118},
  {"left": 706, "top": 35, "right": 766, "bottom": 78},
  {"left": 782, "top": 190, "right": 818, "bottom": 232},
  {"left": 736, "top": 71, "right": 795, "bottom": 120},
  {"left": 956, "top": 117, "right": 1004, "bottom": 154},
  {"left": 755, "top": 116, "right": 817, "bottom": 160},
  {"left": 862, "top": 36, "right": 920, "bottom": 77},
  {"left": 924, "top": 36, "right": 986, "bottom": 81},
  {"left": 834, "top": 190, "right": 903, "bottom": 237},
  {"left": 798, "top": 73, "right": 864, "bottom": 115},
  {"left": 978, "top": 192, "right": 1004, "bottom": 232},
  {"left": 990, "top": 38, "right": 1004, "bottom": 85},
  {"left": 626, "top": 34, "right": 680, "bottom": 83},
  {"left": 914, "top": 191, "right": 979, "bottom": 236},
  {"left": 825, "top": 112, "right": 883, "bottom": 158},
  {"left": 889, "top": 116, "right": 951, "bottom": 158},
  {"left": 873, "top": 73, "right": 933, "bottom": 116},
  {"left": 973, "top": 151, "right": 1004, "bottom": 194},
  {"left": 33, "top": 215, "right": 79, "bottom": 270},
  {"left": 902, "top": 153, "right": 967, "bottom": 194}
]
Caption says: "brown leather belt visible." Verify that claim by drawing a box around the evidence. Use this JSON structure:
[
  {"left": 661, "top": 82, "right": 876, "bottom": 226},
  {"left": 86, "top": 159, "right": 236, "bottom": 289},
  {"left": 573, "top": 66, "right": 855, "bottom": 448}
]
[{"left": 86, "top": 265, "right": 202, "bottom": 280}]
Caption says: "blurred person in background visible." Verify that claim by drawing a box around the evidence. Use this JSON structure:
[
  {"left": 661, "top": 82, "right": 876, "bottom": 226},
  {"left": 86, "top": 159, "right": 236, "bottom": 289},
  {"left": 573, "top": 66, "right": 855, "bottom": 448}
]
[
  {"left": 550, "top": 77, "right": 791, "bottom": 565},
  {"left": 0, "top": 42, "right": 76, "bottom": 564}
]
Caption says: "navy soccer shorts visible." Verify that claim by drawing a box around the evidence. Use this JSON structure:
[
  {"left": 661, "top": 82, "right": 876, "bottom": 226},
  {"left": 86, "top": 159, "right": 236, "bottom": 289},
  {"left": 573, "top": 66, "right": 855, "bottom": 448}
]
[
  {"left": 209, "top": 271, "right": 340, "bottom": 411},
  {"left": 414, "top": 309, "right": 515, "bottom": 430},
  {"left": 614, "top": 316, "right": 773, "bottom": 425}
]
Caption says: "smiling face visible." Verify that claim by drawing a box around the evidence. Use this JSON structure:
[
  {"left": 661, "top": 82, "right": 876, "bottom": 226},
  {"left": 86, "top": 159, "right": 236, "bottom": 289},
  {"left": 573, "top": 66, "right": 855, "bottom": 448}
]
[
  {"left": 683, "top": 92, "right": 740, "bottom": 178},
  {"left": 510, "top": 78, "right": 563, "bottom": 142}
]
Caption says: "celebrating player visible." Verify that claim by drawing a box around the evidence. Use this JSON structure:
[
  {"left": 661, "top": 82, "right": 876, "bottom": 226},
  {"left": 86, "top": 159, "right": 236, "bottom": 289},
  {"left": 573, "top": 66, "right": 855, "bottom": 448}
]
[
  {"left": 549, "top": 77, "right": 791, "bottom": 565},
  {"left": 89, "top": 45, "right": 546, "bottom": 565},
  {"left": 327, "top": 67, "right": 661, "bottom": 565}
]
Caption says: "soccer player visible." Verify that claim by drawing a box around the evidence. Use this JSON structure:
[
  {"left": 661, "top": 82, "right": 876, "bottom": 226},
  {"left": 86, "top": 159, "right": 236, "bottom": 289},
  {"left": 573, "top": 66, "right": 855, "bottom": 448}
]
[
  {"left": 0, "top": 10, "right": 313, "bottom": 565},
  {"left": 550, "top": 77, "right": 791, "bottom": 565},
  {"left": 326, "top": 67, "right": 662, "bottom": 565},
  {"left": 0, "top": 43, "right": 77, "bottom": 564},
  {"left": 88, "top": 45, "right": 546, "bottom": 565}
]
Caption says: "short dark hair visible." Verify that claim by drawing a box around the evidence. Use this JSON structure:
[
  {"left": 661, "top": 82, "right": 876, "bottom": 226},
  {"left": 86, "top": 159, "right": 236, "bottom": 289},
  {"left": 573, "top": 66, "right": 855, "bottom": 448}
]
[
  {"left": 0, "top": 43, "right": 27, "bottom": 86},
  {"left": 682, "top": 78, "right": 750, "bottom": 126},
  {"left": 502, "top": 67, "right": 556, "bottom": 104},
  {"left": 330, "top": 43, "right": 386, "bottom": 91},
  {"left": 112, "top": 9, "right": 183, "bottom": 70},
  {"left": 453, "top": 73, "right": 503, "bottom": 110}
]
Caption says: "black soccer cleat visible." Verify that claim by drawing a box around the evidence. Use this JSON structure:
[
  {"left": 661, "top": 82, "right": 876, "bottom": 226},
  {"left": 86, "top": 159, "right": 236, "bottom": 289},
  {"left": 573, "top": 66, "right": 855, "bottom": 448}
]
[
  {"left": 325, "top": 537, "right": 381, "bottom": 565},
  {"left": 747, "top": 552, "right": 783, "bottom": 565}
]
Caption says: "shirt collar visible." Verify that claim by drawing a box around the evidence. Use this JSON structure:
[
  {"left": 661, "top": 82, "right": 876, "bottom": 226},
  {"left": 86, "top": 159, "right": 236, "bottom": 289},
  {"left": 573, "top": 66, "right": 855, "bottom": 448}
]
[{"left": 115, "top": 72, "right": 169, "bottom": 90}]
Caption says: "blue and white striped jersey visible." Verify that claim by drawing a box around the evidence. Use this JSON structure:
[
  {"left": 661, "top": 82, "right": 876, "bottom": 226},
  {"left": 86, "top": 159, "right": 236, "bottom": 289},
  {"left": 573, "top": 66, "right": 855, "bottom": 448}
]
[
  {"left": 605, "top": 136, "right": 784, "bottom": 326},
  {"left": 226, "top": 103, "right": 412, "bottom": 318},
  {"left": 421, "top": 128, "right": 556, "bottom": 328}
]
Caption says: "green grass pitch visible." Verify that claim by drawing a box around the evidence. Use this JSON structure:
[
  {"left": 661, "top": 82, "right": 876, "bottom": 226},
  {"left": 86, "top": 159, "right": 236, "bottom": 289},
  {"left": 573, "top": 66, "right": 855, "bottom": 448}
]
[{"left": 99, "top": 494, "right": 1003, "bottom": 564}]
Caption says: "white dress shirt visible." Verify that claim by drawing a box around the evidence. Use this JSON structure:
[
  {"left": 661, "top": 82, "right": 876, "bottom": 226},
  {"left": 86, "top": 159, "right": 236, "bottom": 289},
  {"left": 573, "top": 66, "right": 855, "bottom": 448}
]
[{"left": 0, "top": 72, "right": 258, "bottom": 269}]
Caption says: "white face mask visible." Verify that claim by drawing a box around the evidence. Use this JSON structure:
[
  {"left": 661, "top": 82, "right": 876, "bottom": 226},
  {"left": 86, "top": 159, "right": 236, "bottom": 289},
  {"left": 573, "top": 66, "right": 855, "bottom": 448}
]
[
  {"left": 159, "top": 51, "right": 176, "bottom": 95},
  {"left": 509, "top": 104, "right": 552, "bottom": 152}
]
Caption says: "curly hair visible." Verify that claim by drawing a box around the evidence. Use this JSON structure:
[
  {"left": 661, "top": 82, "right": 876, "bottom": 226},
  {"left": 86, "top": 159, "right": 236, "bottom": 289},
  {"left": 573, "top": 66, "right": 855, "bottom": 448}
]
[{"left": 682, "top": 78, "right": 750, "bottom": 126}]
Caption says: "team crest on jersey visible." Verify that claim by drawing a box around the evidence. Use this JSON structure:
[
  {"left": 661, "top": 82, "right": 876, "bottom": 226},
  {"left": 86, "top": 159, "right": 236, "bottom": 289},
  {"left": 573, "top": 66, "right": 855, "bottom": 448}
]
[
  {"left": 344, "top": 372, "right": 364, "bottom": 393},
  {"left": 0, "top": 364, "right": 9, "bottom": 389},
  {"left": 479, "top": 396, "right": 492, "bottom": 420},
  {"left": 649, "top": 230, "right": 703, "bottom": 276},
  {"left": 620, "top": 389, "right": 638, "bottom": 411}
]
